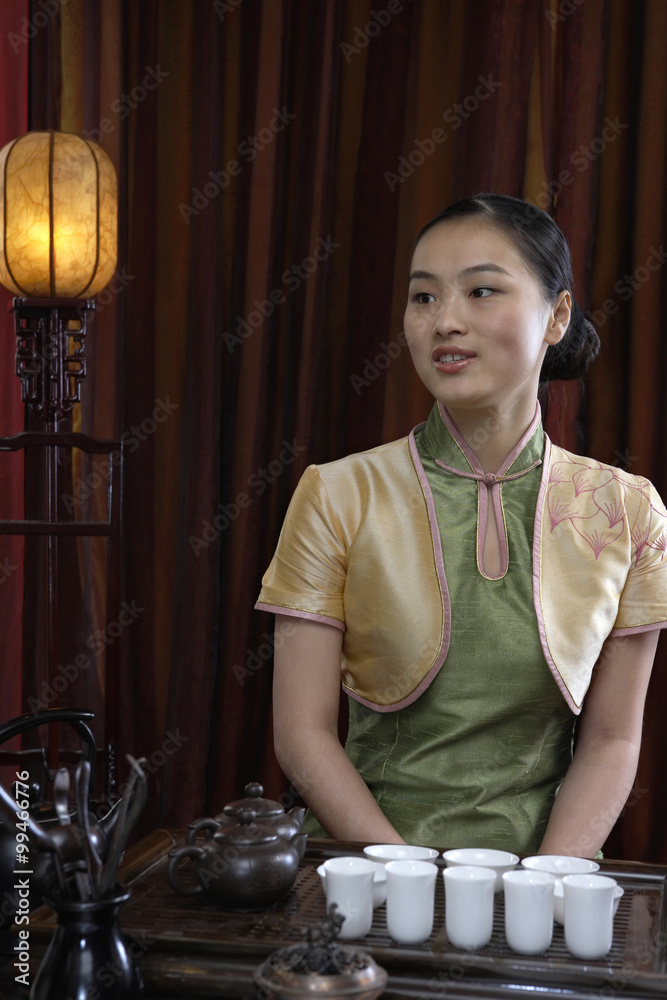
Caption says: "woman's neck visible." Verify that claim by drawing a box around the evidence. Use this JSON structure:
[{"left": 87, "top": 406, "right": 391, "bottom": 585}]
[{"left": 442, "top": 400, "right": 540, "bottom": 473}]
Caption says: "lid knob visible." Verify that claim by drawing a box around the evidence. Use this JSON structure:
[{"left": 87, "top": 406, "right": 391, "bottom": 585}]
[{"left": 237, "top": 808, "right": 257, "bottom": 826}]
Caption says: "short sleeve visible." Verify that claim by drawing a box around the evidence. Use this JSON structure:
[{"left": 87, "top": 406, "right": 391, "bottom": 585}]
[
  {"left": 612, "top": 478, "right": 667, "bottom": 634},
  {"left": 255, "top": 465, "right": 348, "bottom": 630}
]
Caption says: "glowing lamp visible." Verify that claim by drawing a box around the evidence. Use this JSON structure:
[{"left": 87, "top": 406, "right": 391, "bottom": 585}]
[{"left": 0, "top": 131, "right": 117, "bottom": 298}]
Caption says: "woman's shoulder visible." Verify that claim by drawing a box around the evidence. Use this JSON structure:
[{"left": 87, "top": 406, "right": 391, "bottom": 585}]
[
  {"left": 314, "top": 433, "right": 414, "bottom": 479},
  {"left": 548, "top": 443, "right": 666, "bottom": 519},
  {"left": 294, "top": 433, "right": 421, "bottom": 518},
  {"left": 549, "top": 443, "right": 656, "bottom": 489}
]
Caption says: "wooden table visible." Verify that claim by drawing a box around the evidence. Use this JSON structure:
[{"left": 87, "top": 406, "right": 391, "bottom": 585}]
[{"left": 4, "top": 830, "right": 667, "bottom": 999}]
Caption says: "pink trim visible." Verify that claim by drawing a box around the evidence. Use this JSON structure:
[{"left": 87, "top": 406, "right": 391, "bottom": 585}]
[
  {"left": 337, "top": 431, "right": 452, "bottom": 713},
  {"left": 477, "top": 473, "right": 488, "bottom": 573},
  {"left": 436, "top": 401, "right": 542, "bottom": 582},
  {"left": 344, "top": 659, "right": 451, "bottom": 712},
  {"left": 532, "top": 437, "right": 582, "bottom": 715},
  {"left": 475, "top": 478, "right": 508, "bottom": 580},
  {"left": 436, "top": 401, "right": 542, "bottom": 476},
  {"left": 499, "top": 404, "right": 542, "bottom": 475},
  {"left": 364, "top": 431, "right": 453, "bottom": 699},
  {"left": 254, "top": 603, "right": 346, "bottom": 632},
  {"left": 437, "top": 402, "right": 482, "bottom": 473},
  {"left": 437, "top": 402, "right": 522, "bottom": 581},
  {"left": 610, "top": 621, "right": 667, "bottom": 637},
  {"left": 489, "top": 481, "right": 509, "bottom": 578}
]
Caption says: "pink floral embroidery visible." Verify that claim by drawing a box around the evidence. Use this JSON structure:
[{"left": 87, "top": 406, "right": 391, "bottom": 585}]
[
  {"left": 573, "top": 467, "right": 613, "bottom": 495},
  {"left": 549, "top": 460, "right": 587, "bottom": 484},
  {"left": 547, "top": 493, "right": 576, "bottom": 530},
  {"left": 548, "top": 454, "right": 667, "bottom": 564},
  {"left": 649, "top": 531, "right": 667, "bottom": 559},
  {"left": 572, "top": 521, "right": 625, "bottom": 559},
  {"left": 594, "top": 495, "right": 625, "bottom": 528},
  {"left": 631, "top": 521, "right": 650, "bottom": 563}
]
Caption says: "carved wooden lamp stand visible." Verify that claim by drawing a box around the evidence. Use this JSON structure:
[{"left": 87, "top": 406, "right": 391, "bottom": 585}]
[{"left": 0, "top": 131, "right": 122, "bottom": 799}]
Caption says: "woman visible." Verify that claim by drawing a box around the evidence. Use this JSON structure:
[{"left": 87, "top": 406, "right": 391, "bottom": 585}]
[{"left": 256, "top": 194, "right": 667, "bottom": 856}]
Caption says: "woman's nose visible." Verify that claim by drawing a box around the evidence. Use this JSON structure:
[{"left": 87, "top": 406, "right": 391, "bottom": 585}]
[{"left": 433, "top": 298, "right": 468, "bottom": 337}]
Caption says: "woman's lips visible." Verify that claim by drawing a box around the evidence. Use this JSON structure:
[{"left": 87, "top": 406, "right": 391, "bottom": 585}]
[{"left": 432, "top": 347, "right": 477, "bottom": 374}]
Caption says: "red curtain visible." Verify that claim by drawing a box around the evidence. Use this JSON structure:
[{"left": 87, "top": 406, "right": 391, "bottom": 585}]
[
  {"left": 0, "top": 0, "right": 29, "bottom": 753},
  {"left": 1, "top": 0, "right": 666, "bottom": 861}
]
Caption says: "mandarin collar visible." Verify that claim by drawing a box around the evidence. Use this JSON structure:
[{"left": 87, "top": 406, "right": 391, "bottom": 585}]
[{"left": 420, "top": 401, "right": 545, "bottom": 481}]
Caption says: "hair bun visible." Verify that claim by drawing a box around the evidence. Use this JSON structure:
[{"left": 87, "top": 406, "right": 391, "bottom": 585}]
[{"left": 540, "top": 300, "right": 600, "bottom": 382}]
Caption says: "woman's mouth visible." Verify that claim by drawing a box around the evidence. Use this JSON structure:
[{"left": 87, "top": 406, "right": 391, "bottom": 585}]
[{"left": 432, "top": 347, "right": 477, "bottom": 373}]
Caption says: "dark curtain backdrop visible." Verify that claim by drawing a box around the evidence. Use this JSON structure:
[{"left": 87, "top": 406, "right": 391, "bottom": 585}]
[
  {"left": 0, "top": 0, "right": 29, "bottom": 756},
  {"left": 1, "top": 0, "right": 666, "bottom": 862}
]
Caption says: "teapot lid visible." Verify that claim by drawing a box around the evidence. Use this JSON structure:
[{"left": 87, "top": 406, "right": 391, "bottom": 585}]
[
  {"left": 214, "top": 808, "right": 281, "bottom": 847},
  {"left": 223, "top": 782, "right": 284, "bottom": 819}
]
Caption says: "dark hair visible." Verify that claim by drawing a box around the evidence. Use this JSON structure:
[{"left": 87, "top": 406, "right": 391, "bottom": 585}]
[{"left": 415, "top": 193, "right": 600, "bottom": 382}]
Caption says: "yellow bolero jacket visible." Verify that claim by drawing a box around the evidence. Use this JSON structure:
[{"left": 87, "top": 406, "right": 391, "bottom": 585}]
[{"left": 256, "top": 427, "right": 667, "bottom": 716}]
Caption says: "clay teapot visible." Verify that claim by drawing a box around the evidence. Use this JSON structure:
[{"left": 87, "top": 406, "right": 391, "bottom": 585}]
[
  {"left": 168, "top": 808, "right": 307, "bottom": 910},
  {"left": 216, "top": 781, "right": 306, "bottom": 842}
]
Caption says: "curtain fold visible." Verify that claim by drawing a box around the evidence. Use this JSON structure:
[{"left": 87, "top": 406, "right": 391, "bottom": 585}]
[
  {"left": 3, "top": 0, "right": 667, "bottom": 860},
  {"left": 0, "top": 0, "right": 29, "bottom": 768},
  {"left": 591, "top": 0, "right": 667, "bottom": 861}
]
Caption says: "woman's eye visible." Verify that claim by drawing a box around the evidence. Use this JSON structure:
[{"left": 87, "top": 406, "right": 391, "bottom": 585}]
[
  {"left": 412, "top": 292, "right": 435, "bottom": 304},
  {"left": 470, "top": 287, "right": 494, "bottom": 298}
]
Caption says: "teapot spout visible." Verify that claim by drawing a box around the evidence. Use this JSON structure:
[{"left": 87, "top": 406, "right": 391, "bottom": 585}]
[
  {"left": 286, "top": 806, "right": 306, "bottom": 831},
  {"left": 290, "top": 832, "right": 308, "bottom": 862}
]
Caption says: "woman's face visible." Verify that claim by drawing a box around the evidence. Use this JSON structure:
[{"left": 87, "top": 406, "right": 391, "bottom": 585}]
[{"left": 403, "top": 219, "right": 569, "bottom": 415}]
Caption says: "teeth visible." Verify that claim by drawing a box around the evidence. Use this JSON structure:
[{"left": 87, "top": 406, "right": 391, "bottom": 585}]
[{"left": 439, "top": 353, "right": 469, "bottom": 362}]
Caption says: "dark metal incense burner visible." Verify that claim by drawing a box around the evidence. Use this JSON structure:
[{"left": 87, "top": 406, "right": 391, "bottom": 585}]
[{"left": 254, "top": 906, "right": 388, "bottom": 999}]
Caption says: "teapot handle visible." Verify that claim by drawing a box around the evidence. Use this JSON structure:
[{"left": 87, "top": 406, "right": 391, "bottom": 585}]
[
  {"left": 167, "top": 846, "right": 205, "bottom": 896},
  {"left": 185, "top": 817, "right": 221, "bottom": 845}
]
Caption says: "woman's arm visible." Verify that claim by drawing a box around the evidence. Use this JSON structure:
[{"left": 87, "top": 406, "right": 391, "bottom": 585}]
[
  {"left": 272, "top": 613, "right": 405, "bottom": 843},
  {"left": 538, "top": 629, "right": 660, "bottom": 857}
]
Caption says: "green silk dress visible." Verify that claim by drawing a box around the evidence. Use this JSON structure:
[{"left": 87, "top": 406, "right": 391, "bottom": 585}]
[{"left": 305, "top": 403, "right": 577, "bottom": 854}]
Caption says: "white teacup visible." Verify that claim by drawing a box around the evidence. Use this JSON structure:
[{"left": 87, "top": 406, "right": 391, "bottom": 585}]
[
  {"left": 323, "top": 857, "right": 375, "bottom": 939},
  {"left": 502, "top": 869, "right": 556, "bottom": 955},
  {"left": 385, "top": 860, "right": 438, "bottom": 945},
  {"left": 443, "top": 865, "right": 496, "bottom": 950},
  {"left": 521, "top": 855, "right": 600, "bottom": 877},
  {"left": 553, "top": 878, "right": 623, "bottom": 924},
  {"left": 442, "top": 848, "right": 519, "bottom": 892},
  {"left": 364, "top": 844, "right": 439, "bottom": 863},
  {"left": 318, "top": 862, "right": 387, "bottom": 908},
  {"left": 562, "top": 874, "right": 618, "bottom": 960}
]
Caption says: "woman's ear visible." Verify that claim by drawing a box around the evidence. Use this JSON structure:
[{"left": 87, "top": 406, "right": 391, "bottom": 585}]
[{"left": 546, "top": 290, "right": 572, "bottom": 345}]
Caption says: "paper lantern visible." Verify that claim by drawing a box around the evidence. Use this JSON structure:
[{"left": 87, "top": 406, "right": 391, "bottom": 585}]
[{"left": 0, "top": 131, "right": 117, "bottom": 298}]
